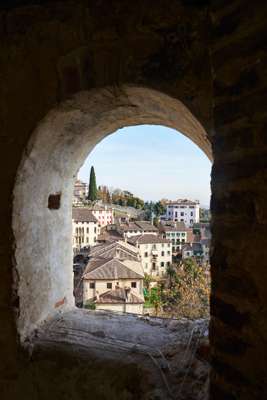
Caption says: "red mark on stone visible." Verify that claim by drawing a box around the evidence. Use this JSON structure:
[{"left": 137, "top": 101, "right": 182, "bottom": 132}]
[{"left": 55, "top": 297, "right": 66, "bottom": 308}]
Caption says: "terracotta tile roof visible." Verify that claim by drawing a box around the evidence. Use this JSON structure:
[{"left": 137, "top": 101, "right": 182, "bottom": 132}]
[
  {"left": 72, "top": 208, "right": 98, "bottom": 223},
  {"left": 89, "top": 240, "right": 139, "bottom": 261},
  {"left": 119, "top": 221, "right": 158, "bottom": 232},
  {"left": 159, "top": 221, "right": 186, "bottom": 232},
  {"left": 96, "top": 288, "right": 144, "bottom": 304},
  {"left": 166, "top": 199, "right": 199, "bottom": 205},
  {"left": 135, "top": 221, "right": 158, "bottom": 232},
  {"left": 83, "top": 258, "right": 144, "bottom": 280},
  {"left": 128, "top": 234, "right": 171, "bottom": 245}
]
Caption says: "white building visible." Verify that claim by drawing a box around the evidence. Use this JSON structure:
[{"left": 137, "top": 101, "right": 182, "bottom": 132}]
[
  {"left": 72, "top": 208, "right": 100, "bottom": 250},
  {"left": 159, "top": 221, "right": 188, "bottom": 253},
  {"left": 127, "top": 234, "right": 172, "bottom": 278},
  {"left": 73, "top": 179, "right": 87, "bottom": 204},
  {"left": 165, "top": 199, "right": 200, "bottom": 228}
]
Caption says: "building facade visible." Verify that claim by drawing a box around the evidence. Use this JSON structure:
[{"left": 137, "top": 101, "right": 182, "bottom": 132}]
[
  {"left": 117, "top": 221, "right": 158, "bottom": 238},
  {"left": 128, "top": 234, "right": 172, "bottom": 278},
  {"left": 91, "top": 206, "right": 114, "bottom": 227},
  {"left": 95, "top": 288, "right": 144, "bottom": 314},
  {"left": 72, "top": 208, "right": 100, "bottom": 250},
  {"left": 165, "top": 199, "right": 200, "bottom": 227},
  {"left": 159, "top": 221, "right": 188, "bottom": 253},
  {"left": 82, "top": 257, "right": 144, "bottom": 314},
  {"left": 73, "top": 179, "right": 87, "bottom": 198}
]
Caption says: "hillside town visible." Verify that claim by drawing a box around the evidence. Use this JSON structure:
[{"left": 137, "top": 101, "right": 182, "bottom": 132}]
[{"left": 72, "top": 167, "right": 211, "bottom": 318}]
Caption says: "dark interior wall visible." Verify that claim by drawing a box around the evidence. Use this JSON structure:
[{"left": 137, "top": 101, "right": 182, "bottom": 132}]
[
  {"left": 0, "top": 0, "right": 266, "bottom": 399},
  {"left": 210, "top": 1, "right": 267, "bottom": 399}
]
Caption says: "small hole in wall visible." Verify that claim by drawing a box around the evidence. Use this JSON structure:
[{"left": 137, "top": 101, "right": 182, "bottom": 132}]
[{"left": 48, "top": 193, "right": 61, "bottom": 210}]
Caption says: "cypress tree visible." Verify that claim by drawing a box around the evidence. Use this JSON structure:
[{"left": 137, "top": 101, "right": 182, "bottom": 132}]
[{"left": 87, "top": 166, "right": 98, "bottom": 201}]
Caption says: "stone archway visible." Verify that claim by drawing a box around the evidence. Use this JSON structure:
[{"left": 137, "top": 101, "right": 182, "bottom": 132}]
[{"left": 12, "top": 85, "right": 211, "bottom": 341}]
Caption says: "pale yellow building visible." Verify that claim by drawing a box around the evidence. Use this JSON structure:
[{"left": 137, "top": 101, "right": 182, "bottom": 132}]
[
  {"left": 82, "top": 257, "right": 144, "bottom": 314},
  {"left": 127, "top": 234, "right": 172, "bottom": 278}
]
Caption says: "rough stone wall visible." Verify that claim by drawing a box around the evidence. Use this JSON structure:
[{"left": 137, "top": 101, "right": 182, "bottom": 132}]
[{"left": 210, "top": 1, "right": 267, "bottom": 399}]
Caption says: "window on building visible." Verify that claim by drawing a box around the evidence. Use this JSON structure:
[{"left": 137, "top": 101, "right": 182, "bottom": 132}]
[
  {"left": 167, "top": 262, "right": 170, "bottom": 267},
  {"left": 152, "top": 263, "right": 156, "bottom": 271},
  {"left": 190, "top": 212, "right": 193, "bottom": 216},
  {"left": 181, "top": 212, "right": 184, "bottom": 216},
  {"left": 167, "top": 251, "right": 171, "bottom": 255},
  {"left": 160, "top": 262, "right": 164, "bottom": 267},
  {"left": 144, "top": 252, "right": 148, "bottom": 257},
  {"left": 107, "top": 282, "right": 112, "bottom": 289},
  {"left": 89, "top": 282, "right": 95, "bottom": 289},
  {"left": 87, "top": 227, "right": 89, "bottom": 233},
  {"left": 131, "top": 282, "right": 137, "bottom": 288},
  {"left": 161, "top": 251, "right": 164, "bottom": 256}
]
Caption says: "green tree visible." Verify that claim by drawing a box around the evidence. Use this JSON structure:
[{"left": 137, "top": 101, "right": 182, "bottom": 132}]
[
  {"left": 87, "top": 166, "right": 98, "bottom": 201},
  {"left": 144, "top": 273, "right": 153, "bottom": 290},
  {"left": 106, "top": 189, "right": 111, "bottom": 204},
  {"left": 154, "top": 201, "right": 166, "bottom": 217},
  {"left": 166, "top": 264, "right": 176, "bottom": 289},
  {"left": 150, "top": 288, "right": 162, "bottom": 316}
]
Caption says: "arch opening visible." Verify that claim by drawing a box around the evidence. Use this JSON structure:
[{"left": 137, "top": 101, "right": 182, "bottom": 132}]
[{"left": 12, "top": 85, "right": 212, "bottom": 341}]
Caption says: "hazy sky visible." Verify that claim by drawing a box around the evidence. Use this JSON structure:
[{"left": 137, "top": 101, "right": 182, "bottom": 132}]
[{"left": 78, "top": 125, "right": 211, "bottom": 206}]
